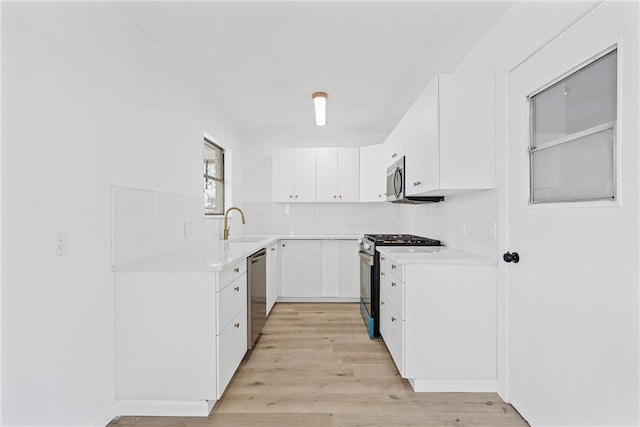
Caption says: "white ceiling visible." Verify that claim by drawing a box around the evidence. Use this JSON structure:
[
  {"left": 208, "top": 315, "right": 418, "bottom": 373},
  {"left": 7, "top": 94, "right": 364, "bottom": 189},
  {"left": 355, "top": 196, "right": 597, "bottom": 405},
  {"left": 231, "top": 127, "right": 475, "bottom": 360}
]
[{"left": 115, "top": 1, "right": 511, "bottom": 140}]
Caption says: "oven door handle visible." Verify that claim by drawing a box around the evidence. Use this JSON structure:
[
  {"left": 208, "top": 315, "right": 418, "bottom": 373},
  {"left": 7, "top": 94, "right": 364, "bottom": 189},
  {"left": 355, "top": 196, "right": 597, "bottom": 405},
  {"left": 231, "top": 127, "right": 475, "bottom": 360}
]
[{"left": 359, "top": 250, "right": 373, "bottom": 266}]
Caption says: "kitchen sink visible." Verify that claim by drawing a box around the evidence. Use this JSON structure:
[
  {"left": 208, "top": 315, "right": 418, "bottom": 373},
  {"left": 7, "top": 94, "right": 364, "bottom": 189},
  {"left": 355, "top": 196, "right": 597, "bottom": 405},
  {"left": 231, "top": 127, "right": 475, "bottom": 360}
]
[{"left": 226, "top": 236, "right": 268, "bottom": 243}]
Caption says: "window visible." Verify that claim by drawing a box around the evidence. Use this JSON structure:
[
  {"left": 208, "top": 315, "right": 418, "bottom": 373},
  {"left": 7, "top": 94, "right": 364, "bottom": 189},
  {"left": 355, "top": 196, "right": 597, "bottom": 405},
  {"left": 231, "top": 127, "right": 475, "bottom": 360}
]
[
  {"left": 529, "top": 49, "right": 617, "bottom": 204},
  {"left": 204, "top": 139, "right": 224, "bottom": 215}
]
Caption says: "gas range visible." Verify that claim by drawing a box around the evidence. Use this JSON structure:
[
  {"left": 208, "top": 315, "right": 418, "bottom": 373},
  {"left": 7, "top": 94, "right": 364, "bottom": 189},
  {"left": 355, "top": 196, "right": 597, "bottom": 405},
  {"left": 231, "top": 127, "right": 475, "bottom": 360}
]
[
  {"left": 360, "top": 234, "right": 441, "bottom": 255},
  {"left": 359, "top": 233, "right": 442, "bottom": 338}
]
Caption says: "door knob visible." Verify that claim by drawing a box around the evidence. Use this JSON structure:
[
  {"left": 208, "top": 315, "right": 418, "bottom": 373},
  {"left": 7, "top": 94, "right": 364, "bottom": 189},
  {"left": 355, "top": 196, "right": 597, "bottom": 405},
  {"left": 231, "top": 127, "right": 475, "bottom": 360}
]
[{"left": 503, "top": 252, "right": 520, "bottom": 263}]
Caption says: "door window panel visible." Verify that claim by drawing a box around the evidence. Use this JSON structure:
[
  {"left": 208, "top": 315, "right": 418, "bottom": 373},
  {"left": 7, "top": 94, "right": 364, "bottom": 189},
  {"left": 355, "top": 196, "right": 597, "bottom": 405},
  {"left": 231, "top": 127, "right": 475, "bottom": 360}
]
[{"left": 529, "top": 49, "right": 617, "bottom": 204}]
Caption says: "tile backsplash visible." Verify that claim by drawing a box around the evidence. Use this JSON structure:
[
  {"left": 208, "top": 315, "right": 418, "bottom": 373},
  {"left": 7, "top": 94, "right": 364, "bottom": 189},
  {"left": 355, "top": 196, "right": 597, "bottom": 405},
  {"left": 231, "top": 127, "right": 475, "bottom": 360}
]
[
  {"left": 112, "top": 186, "right": 218, "bottom": 265},
  {"left": 239, "top": 189, "right": 499, "bottom": 258},
  {"left": 112, "top": 186, "right": 499, "bottom": 264}
]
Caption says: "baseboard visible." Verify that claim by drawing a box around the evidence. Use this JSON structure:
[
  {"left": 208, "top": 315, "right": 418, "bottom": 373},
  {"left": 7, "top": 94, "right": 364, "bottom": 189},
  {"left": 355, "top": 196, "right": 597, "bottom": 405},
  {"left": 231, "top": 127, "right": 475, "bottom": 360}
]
[
  {"left": 409, "top": 379, "right": 497, "bottom": 393},
  {"left": 277, "top": 297, "right": 359, "bottom": 303},
  {"left": 92, "top": 405, "right": 119, "bottom": 427},
  {"left": 114, "top": 399, "right": 215, "bottom": 417}
]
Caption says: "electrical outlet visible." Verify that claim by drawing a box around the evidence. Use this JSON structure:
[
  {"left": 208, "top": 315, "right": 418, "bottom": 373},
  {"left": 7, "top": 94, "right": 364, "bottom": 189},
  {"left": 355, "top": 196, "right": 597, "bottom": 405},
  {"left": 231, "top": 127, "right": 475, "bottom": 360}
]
[
  {"left": 184, "top": 220, "right": 193, "bottom": 238},
  {"left": 54, "top": 232, "right": 68, "bottom": 256},
  {"left": 488, "top": 221, "right": 497, "bottom": 240}
]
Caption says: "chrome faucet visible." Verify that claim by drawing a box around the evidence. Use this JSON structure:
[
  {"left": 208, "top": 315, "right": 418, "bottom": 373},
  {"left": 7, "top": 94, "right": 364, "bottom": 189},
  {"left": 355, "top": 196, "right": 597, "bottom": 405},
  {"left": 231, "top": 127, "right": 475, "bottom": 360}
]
[{"left": 223, "top": 206, "right": 246, "bottom": 240}]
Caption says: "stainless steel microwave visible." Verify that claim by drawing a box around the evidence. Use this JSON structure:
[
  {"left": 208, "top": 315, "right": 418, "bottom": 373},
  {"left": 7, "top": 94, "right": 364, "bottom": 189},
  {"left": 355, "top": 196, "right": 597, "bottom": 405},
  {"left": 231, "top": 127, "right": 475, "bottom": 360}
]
[{"left": 386, "top": 156, "right": 445, "bottom": 204}]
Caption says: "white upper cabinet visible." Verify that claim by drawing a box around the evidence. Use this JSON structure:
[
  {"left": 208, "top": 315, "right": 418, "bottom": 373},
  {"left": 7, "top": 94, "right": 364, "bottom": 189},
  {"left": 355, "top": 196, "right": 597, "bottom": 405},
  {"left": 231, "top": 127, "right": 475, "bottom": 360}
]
[
  {"left": 405, "top": 73, "right": 496, "bottom": 196},
  {"left": 382, "top": 121, "right": 406, "bottom": 167},
  {"left": 275, "top": 147, "right": 358, "bottom": 203},
  {"left": 315, "top": 148, "right": 338, "bottom": 202},
  {"left": 336, "top": 147, "right": 360, "bottom": 202},
  {"left": 272, "top": 148, "right": 316, "bottom": 202},
  {"left": 359, "top": 144, "right": 386, "bottom": 202}
]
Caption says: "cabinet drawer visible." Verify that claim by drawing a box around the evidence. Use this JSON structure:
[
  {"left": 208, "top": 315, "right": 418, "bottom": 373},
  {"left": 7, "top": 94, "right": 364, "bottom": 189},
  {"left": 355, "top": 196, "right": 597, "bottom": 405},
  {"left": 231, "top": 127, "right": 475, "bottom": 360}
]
[
  {"left": 379, "top": 254, "right": 404, "bottom": 282},
  {"left": 380, "top": 267, "right": 404, "bottom": 320},
  {"left": 218, "top": 258, "right": 247, "bottom": 291},
  {"left": 217, "top": 308, "right": 247, "bottom": 399},
  {"left": 217, "top": 273, "right": 247, "bottom": 334},
  {"left": 380, "top": 298, "right": 404, "bottom": 376}
]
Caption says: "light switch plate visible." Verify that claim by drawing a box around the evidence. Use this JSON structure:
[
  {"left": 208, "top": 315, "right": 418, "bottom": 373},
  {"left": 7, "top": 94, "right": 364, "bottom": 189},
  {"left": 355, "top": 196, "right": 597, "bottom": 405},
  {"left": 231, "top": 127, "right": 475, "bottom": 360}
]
[{"left": 54, "top": 232, "right": 68, "bottom": 256}]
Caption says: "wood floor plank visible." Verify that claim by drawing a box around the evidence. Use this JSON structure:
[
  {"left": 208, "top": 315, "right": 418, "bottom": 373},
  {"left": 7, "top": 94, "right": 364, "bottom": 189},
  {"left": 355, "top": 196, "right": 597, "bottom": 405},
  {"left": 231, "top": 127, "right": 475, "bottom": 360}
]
[{"left": 112, "top": 302, "right": 529, "bottom": 427}]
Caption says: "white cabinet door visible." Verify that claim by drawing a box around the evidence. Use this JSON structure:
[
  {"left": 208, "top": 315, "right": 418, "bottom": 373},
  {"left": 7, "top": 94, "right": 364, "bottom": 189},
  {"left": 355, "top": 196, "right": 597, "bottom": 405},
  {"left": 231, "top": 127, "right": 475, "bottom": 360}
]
[
  {"left": 337, "top": 147, "right": 360, "bottom": 202},
  {"left": 404, "top": 73, "right": 495, "bottom": 196},
  {"left": 266, "top": 242, "right": 278, "bottom": 315},
  {"left": 279, "top": 240, "right": 322, "bottom": 297},
  {"left": 315, "top": 147, "right": 338, "bottom": 202},
  {"left": 405, "top": 78, "right": 439, "bottom": 196},
  {"left": 382, "top": 130, "right": 395, "bottom": 167},
  {"left": 359, "top": 144, "right": 386, "bottom": 202},
  {"left": 272, "top": 148, "right": 295, "bottom": 202},
  {"left": 336, "top": 239, "right": 359, "bottom": 298},
  {"left": 217, "top": 307, "right": 248, "bottom": 399},
  {"left": 293, "top": 148, "right": 316, "bottom": 202}
]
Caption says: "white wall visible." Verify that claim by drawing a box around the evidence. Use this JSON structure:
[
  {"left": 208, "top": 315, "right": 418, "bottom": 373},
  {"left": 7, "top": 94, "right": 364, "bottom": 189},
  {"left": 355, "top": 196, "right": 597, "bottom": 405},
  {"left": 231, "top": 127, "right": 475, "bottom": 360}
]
[{"left": 1, "top": 2, "right": 244, "bottom": 425}]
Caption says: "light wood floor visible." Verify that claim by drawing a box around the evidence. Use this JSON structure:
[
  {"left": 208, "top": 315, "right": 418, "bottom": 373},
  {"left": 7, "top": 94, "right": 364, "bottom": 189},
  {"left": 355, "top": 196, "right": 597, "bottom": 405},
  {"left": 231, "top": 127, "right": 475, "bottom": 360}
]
[{"left": 113, "top": 303, "right": 529, "bottom": 427}]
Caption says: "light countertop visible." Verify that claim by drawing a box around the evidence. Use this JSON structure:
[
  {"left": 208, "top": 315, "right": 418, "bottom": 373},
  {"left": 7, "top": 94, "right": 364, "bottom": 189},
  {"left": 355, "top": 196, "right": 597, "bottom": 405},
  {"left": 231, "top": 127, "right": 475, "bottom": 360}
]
[
  {"left": 376, "top": 246, "right": 497, "bottom": 265},
  {"left": 113, "top": 234, "right": 360, "bottom": 272}
]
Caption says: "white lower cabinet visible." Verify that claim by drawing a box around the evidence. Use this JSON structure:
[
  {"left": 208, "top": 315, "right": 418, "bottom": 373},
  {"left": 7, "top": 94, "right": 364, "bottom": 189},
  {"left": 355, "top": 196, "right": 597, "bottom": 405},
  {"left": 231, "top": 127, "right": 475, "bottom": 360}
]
[
  {"left": 279, "top": 240, "right": 323, "bottom": 297},
  {"left": 215, "top": 259, "right": 248, "bottom": 399},
  {"left": 217, "top": 307, "right": 247, "bottom": 398},
  {"left": 266, "top": 242, "right": 279, "bottom": 315},
  {"left": 279, "top": 239, "right": 359, "bottom": 300},
  {"left": 379, "top": 257, "right": 496, "bottom": 392},
  {"left": 115, "top": 259, "right": 248, "bottom": 416}
]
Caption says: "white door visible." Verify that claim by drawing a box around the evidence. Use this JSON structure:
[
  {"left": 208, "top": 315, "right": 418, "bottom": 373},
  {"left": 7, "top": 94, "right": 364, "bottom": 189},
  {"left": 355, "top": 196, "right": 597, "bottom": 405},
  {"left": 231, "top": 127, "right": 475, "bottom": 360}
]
[{"left": 507, "top": 3, "right": 638, "bottom": 426}]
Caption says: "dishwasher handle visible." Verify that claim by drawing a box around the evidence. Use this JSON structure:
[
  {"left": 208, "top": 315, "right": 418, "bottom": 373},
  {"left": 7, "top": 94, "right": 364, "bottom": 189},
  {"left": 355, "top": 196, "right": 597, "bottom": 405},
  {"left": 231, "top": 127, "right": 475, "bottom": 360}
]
[{"left": 249, "top": 248, "right": 267, "bottom": 263}]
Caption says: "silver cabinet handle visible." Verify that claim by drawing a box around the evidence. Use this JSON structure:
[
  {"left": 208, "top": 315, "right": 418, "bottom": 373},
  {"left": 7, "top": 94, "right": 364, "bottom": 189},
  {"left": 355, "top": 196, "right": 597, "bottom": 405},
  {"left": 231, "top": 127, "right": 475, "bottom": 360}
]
[
  {"left": 270, "top": 247, "right": 275, "bottom": 252},
  {"left": 391, "top": 282, "right": 397, "bottom": 287},
  {"left": 391, "top": 316, "right": 396, "bottom": 322},
  {"left": 391, "top": 264, "right": 397, "bottom": 269},
  {"left": 234, "top": 286, "right": 240, "bottom": 292},
  {"left": 234, "top": 322, "right": 240, "bottom": 328},
  {"left": 381, "top": 257, "right": 385, "bottom": 261},
  {"left": 381, "top": 300, "right": 385, "bottom": 306},
  {"left": 413, "top": 181, "right": 422, "bottom": 186},
  {"left": 381, "top": 271, "right": 385, "bottom": 276},
  {"left": 234, "top": 267, "right": 240, "bottom": 273},
  {"left": 289, "top": 195, "right": 293, "bottom": 199}
]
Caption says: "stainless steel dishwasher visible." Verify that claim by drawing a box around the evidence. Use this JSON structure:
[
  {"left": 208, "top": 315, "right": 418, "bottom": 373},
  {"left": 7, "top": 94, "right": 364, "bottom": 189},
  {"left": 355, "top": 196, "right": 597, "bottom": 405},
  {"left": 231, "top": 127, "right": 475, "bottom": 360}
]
[{"left": 247, "top": 248, "right": 267, "bottom": 349}]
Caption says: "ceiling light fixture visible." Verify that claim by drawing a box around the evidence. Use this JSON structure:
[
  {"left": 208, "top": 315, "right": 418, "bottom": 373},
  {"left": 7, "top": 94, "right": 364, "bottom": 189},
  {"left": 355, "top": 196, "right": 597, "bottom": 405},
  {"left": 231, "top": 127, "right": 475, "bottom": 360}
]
[{"left": 312, "top": 92, "right": 327, "bottom": 126}]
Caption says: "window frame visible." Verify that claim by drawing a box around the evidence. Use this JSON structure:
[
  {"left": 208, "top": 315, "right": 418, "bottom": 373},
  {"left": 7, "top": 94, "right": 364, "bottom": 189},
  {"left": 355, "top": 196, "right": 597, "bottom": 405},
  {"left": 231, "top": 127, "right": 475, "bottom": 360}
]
[
  {"left": 527, "top": 47, "right": 618, "bottom": 205},
  {"left": 204, "top": 138, "right": 225, "bottom": 216}
]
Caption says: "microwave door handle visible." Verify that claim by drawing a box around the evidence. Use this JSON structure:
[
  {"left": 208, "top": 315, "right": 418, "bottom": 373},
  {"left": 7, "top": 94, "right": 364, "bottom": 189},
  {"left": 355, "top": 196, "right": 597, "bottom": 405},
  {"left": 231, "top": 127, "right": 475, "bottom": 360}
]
[
  {"left": 392, "top": 168, "right": 399, "bottom": 198},
  {"left": 394, "top": 167, "right": 402, "bottom": 198}
]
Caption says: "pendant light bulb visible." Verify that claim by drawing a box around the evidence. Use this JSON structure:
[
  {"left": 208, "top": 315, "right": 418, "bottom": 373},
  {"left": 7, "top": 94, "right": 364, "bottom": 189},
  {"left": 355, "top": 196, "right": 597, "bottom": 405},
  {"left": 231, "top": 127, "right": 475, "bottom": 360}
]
[{"left": 312, "top": 92, "right": 327, "bottom": 126}]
